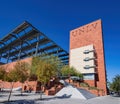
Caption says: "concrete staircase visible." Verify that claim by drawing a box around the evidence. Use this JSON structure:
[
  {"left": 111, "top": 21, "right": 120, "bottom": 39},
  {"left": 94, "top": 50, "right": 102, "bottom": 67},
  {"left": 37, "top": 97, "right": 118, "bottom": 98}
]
[{"left": 55, "top": 80, "right": 96, "bottom": 99}]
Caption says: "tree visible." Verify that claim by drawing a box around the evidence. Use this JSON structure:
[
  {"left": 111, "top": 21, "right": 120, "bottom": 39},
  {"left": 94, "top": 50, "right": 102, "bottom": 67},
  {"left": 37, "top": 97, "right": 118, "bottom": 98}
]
[
  {"left": 0, "top": 67, "right": 17, "bottom": 91},
  {"left": 5, "top": 69, "right": 19, "bottom": 101},
  {"left": 0, "top": 66, "right": 6, "bottom": 80},
  {"left": 36, "top": 59, "right": 57, "bottom": 83},
  {"left": 29, "top": 56, "right": 39, "bottom": 81},
  {"left": 13, "top": 61, "right": 30, "bottom": 95},
  {"left": 31, "top": 55, "right": 58, "bottom": 99},
  {"left": 0, "top": 66, "right": 17, "bottom": 101},
  {"left": 61, "top": 65, "right": 73, "bottom": 76},
  {"left": 61, "top": 65, "right": 82, "bottom": 77},
  {"left": 61, "top": 65, "right": 83, "bottom": 83},
  {"left": 0, "top": 66, "right": 6, "bottom": 91},
  {"left": 4, "top": 61, "right": 30, "bottom": 101},
  {"left": 30, "top": 54, "right": 63, "bottom": 81},
  {"left": 110, "top": 74, "right": 120, "bottom": 95}
]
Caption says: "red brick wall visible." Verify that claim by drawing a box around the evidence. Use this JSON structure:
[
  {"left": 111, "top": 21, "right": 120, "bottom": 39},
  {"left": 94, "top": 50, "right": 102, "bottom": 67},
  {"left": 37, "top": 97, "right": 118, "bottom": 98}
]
[
  {"left": 70, "top": 19, "right": 107, "bottom": 95},
  {"left": 0, "top": 58, "right": 32, "bottom": 72},
  {"left": 0, "top": 58, "right": 32, "bottom": 89},
  {"left": 0, "top": 80, "right": 21, "bottom": 89},
  {"left": 84, "top": 80, "right": 95, "bottom": 87},
  {"left": 22, "top": 81, "right": 37, "bottom": 92}
]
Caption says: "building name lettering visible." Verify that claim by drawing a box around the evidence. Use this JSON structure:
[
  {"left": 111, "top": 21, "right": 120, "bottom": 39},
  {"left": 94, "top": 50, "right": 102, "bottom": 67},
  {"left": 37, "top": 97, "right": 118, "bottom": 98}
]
[{"left": 72, "top": 22, "right": 98, "bottom": 37}]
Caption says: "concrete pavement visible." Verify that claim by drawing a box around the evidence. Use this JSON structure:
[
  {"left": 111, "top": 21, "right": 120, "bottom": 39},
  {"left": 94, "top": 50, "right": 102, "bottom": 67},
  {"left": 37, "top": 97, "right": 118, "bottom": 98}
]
[{"left": 0, "top": 92, "right": 119, "bottom": 104}]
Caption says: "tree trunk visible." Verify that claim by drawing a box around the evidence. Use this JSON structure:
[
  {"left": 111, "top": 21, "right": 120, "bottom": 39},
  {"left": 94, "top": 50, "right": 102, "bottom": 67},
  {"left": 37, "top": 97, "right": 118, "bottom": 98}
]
[
  {"left": 40, "top": 90, "right": 42, "bottom": 100},
  {"left": 1, "top": 81, "right": 4, "bottom": 92},
  {"left": 40, "top": 84, "right": 45, "bottom": 100},
  {"left": 21, "top": 83, "right": 23, "bottom": 96},
  {"left": 8, "top": 82, "right": 14, "bottom": 102}
]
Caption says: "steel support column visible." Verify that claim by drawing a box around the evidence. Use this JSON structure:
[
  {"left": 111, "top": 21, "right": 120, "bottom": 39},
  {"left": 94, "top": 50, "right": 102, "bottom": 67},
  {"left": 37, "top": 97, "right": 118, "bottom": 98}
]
[
  {"left": 18, "top": 42, "right": 22, "bottom": 60},
  {"left": 35, "top": 34, "right": 40, "bottom": 56}
]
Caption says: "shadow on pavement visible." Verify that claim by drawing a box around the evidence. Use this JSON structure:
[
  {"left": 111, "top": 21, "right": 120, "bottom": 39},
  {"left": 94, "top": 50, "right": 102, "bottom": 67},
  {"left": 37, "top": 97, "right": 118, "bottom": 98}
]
[
  {"left": 1, "top": 100, "right": 35, "bottom": 104},
  {"left": 35, "top": 94, "right": 72, "bottom": 101}
]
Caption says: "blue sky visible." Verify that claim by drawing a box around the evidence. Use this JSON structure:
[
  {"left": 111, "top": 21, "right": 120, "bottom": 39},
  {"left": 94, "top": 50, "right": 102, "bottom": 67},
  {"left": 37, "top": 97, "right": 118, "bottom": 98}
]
[{"left": 0, "top": 0, "right": 120, "bottom": 82}]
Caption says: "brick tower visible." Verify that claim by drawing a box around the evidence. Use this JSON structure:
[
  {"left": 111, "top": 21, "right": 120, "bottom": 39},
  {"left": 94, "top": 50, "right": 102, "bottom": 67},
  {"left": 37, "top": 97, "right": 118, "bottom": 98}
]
[{"left": 69, "top": 19, "right": 107, "bottom": 95}]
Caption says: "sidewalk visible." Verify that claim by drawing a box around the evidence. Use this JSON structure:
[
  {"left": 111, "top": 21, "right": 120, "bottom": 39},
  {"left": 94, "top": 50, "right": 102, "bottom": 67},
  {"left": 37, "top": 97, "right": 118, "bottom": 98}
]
[{"left": 0, "top": 92, "right": 119, "bottom": 104}]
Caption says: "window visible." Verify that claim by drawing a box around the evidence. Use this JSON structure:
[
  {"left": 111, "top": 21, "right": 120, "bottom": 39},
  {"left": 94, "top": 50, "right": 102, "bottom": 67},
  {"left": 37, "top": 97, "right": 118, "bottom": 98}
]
[{"left": 83, "top": 74, "right": 95, "bottom": 80}]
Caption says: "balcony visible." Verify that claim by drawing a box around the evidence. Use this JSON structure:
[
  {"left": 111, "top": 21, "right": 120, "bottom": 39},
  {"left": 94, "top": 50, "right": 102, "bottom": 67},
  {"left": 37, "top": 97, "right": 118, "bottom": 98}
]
[
  {"left": 83, "top": 49, "right": 95, "bottom": 54},
  {"left": 84, "top": 65, "right": 96, "bottom": 69},
  {"left": 84, "top": 57, "right": 96, "bottom": 61}
]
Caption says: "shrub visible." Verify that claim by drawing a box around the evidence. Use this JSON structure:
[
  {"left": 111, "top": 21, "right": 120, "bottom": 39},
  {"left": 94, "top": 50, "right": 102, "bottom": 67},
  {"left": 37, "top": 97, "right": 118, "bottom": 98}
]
[{"left": 80, "top": 82, "right": 89, "bottom": 87}]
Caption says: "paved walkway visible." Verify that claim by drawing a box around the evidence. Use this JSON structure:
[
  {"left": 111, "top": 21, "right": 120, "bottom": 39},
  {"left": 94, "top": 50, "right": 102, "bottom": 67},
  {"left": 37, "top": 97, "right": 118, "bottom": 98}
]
[{"left": 0, "top": 92, "right": 119, "bottom": 104}]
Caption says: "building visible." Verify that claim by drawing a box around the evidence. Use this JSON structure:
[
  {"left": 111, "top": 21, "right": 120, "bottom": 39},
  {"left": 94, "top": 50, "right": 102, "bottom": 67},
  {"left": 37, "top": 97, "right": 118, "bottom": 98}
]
[
  {"left": 0, "top": 21, "right": 69, "bottom": 65},
  {"left": 0, "top": 20, "right": 107, "bottom": 96},
  {"left": 0, "top": 21, "right": 69, "bottom": 92},
  {"left": 69, "top": 19, "right": 107, "bottom": 95}
]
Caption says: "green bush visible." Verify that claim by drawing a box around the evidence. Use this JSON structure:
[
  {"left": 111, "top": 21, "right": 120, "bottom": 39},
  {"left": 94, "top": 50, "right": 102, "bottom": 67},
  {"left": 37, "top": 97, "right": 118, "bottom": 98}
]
[
  {"left": 89, "top": 86, "right": 98, "bottom": 90},
  {"left": 80, "top": 82, "right": 89, "bottom": 87}
]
